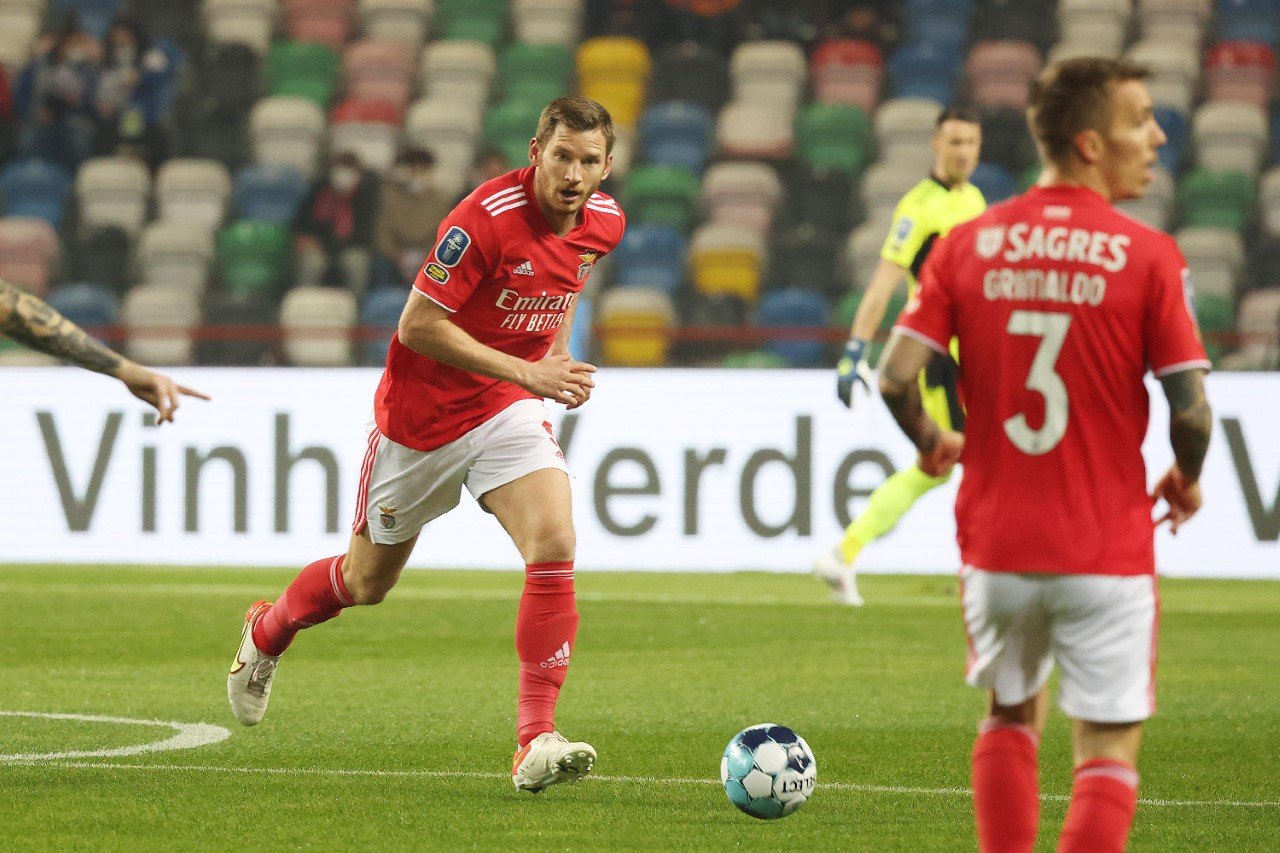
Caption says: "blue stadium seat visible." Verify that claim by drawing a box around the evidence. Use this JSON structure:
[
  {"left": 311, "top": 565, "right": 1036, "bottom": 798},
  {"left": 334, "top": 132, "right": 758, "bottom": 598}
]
[
  {"left": 51, "top": 0, "right": 122, "bottom": 39},
  {"left": 1, "top": 159, "right": 73, "bottom": 227},
  {"left": 904, "top": 0, "right": 972, "bottom": 49},
  {"left": 639, "top": 102, "right": 713, "bottom": 175},
  {"left": 889, "top": 42, "right": 961, "bottom": 103},
  {"left": 568, "top": 293, "right": 591, "bottom": 363},
  {"left": 971, "top": 162, "right": 1016, "bottom": 203},
  {"left": 1154, "top": 107, "right": 1188, "bottom": 174},
  {"left": 1216, "top": 0, "right": 1280, "bottom": 46},
  {"left": 233, "top": 165, "right": 309, "bottom": 225},
  {"left": 360, "top": 288, "right": 408, "bottom": 366},
  {"left": 47, "top": 283, "right": 118, "bottom": 343},
  {"left": 611, "top": 224, "right": 687, "bottom": 294},
  {"left": 757, "top": 288, "right": 829, "bottom": 367}
]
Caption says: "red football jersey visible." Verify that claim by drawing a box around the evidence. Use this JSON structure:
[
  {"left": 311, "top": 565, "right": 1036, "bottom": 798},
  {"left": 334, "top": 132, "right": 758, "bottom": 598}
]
[
  {"left": 374, "top": 166, "right": 625, "bottom": 451},
  {"left": 897, "top": 184, "right": 1210, "bottom": 575}
]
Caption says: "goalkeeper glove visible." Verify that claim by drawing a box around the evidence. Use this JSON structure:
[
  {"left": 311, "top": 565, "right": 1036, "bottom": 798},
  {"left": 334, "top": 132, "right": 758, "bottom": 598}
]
[{"left": 836, "top": 337, "right": 873, "bottom": 408}]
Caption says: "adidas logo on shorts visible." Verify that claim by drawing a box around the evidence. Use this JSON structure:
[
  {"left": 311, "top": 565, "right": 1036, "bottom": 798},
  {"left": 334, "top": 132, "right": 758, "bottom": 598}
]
[
  {"left": 514, "top": 260, "right": 535, "bottom": 276},
  {"left": 540, "top": 641, "right": 571, "bottom": 668}
]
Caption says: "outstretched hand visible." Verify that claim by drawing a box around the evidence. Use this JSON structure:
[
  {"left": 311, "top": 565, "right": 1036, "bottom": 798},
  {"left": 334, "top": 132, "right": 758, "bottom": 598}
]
[
  {"left": 1152, "top": 465, "right": 1202, "bottom": 535},
  {"left": 524, "top": 352, "right": 597, "bottom": 410},
  {"left": 918, "top": 429, "right": 964, "bottom": 478},
  {"left": 115, "top": 361, "right": 210, "bottom": 424}
]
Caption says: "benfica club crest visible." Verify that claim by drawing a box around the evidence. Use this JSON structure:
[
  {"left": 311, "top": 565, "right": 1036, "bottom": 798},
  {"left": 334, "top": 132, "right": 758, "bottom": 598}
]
[
  {"left": 378, "top": 501, "right": 398, "bottom": 530},
  {"left": 976, "top": 226, "right": 1005, "bottom": 259},
  {"left": 577, "top": 251, "right": 598, "bottom": 281}
]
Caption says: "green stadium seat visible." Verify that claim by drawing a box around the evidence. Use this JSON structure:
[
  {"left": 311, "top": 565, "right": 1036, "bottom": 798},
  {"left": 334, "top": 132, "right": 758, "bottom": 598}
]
[
  {"left": 723, "top": 349, "right": 790, "bottom": 368},
  {"left": 624, "top": 166, "right": 701, "bottom": 232},
  {"left": 1178, "top": 168, "right": 1255, "bottom": 231},
  {"left": 437, "top": 0, "right": 506, "bottom": 46},
  {"left": 484, "top": 98, "right": 548, "bottom": 167},
  {"left": 796, "top": 103, "right": 873, "bottom": 177},
  {"left": 216, "top": 220, "right": 292, "bottom": 299},
  {"left": 1195, "top": 290, "right": 1235, "bottom": 364},
  {"left": 266, "top": 41, "right": 341, "bottom": 108},
  {"left": 500, "top": 42, "right": 573, "bottom": 104}
]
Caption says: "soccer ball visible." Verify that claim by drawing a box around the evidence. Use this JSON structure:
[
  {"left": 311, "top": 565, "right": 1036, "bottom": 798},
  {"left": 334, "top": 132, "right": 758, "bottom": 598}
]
[{"left": 721, "top": 723, "right": 817, "bottom": 819}]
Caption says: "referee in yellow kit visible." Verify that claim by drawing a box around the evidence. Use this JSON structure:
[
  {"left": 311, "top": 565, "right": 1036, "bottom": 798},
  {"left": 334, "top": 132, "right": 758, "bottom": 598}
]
[{"left": 815, "top": 105, "right": 986, "bottom": 605}]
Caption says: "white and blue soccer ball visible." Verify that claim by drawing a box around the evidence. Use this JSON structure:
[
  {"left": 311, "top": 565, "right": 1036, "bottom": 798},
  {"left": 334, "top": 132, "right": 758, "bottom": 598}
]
[{"left": 721, "top": 723, "right": 817, "bottom": 819}]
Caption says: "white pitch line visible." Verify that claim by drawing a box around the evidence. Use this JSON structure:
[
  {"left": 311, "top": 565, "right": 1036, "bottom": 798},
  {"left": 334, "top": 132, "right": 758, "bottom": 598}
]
[
  {"left": 0, "top": 711, "right": 230, "bottom": 761},
  {"left": 4, "top": 760, "right": 1277, "bottom": 809}
]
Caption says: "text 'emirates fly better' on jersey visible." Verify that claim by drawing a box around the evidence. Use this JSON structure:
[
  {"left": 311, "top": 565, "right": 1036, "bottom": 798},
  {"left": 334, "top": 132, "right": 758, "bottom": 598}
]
[
  {"left": 375, "top": 166, "right": 625, "bottom": 452},
  {"left": 897, "top": 185, "right": 1210, "bottom": 575}
]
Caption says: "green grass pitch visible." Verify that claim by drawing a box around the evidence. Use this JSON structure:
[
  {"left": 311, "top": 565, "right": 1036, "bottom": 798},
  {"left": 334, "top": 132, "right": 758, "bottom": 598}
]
[{"left": 1, "top": 565, "right": 1277, "bottom": 850}]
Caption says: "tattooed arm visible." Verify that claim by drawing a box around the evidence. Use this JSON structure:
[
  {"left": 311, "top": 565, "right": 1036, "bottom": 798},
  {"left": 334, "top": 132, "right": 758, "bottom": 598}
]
[
  {"left": 878, "top": 331, "right": 965, "bottom": 477},
  {"left": 1151, "top": 368, "right": 1212, "bottom": 533},
  {"left": 0, "top": 280, "right": 209, "bottom": 422}
]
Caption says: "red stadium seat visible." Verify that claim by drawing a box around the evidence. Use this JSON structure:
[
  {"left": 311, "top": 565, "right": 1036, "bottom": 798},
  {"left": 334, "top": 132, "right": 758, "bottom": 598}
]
[
  {"left": 966, "top": 40, "right": 1042, "bottom": 110},
  {"left": 811, "top": 39, "right": 883, "bottom": 111},
  {"left": 1205, "top": 41, "right": 1276, "bottom": 110},
  {"left": 284, "top": 0, "right": 357, "bottom": 49},
  {"left": 343, "top": 38, "right": 417, "bottom": 109},
  {"left": 330, "top": 97, "right": 404, "bottom": 127}
]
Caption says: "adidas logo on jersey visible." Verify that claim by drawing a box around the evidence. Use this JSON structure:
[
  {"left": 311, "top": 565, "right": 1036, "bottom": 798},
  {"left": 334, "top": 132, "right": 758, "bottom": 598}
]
[
  {"left": 514, "top": 260, "right": 535, "bottom": 276},
  {"left": 540, "top": 641, "right": 571, "bottom": 669}
]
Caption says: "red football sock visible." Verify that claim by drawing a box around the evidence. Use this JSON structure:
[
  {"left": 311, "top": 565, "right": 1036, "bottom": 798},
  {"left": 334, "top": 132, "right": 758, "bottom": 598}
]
[
  {"left": 252, "top": 555, "right": 353, "bottom": 656},
  {"left": 515, "top": 561, "right": 579, "bottom": 748},
  {"left": 972, "top": 718, "right": 1041, "bottom": 853},
  {"left": 1057, "top": 759, "right": 1139, "bottom": 853}
]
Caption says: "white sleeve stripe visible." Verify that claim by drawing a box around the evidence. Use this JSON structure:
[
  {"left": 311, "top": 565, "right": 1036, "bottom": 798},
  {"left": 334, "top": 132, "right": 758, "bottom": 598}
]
[
  {"left": 1153, "top": 359, "right": 1212, "bottom": 378},
  {"left": 488, "top": 199, "right": 528, "bottom": 216},
  {"left": 891, "top": 325, "right": 950, "bottom": 355},
  {"left": 482, "top": 192, "right": 526, "bottom": 211},
  {"left": 410, "top": 286, "right": 457, "bottom": 313},
  {"left": 586, "top": 204, "right": 622, "bottom": 216},
  {"left": 588, "top": 194, "right": 618, "bottom": 207},
  {"left": 480, "top": 185, "right": 523, "bottom": 207}
]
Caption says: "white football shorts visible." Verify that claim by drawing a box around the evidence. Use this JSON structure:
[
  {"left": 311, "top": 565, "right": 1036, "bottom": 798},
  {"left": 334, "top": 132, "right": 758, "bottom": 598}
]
[
  {"left": 959, "top": 565, "right": 1158, "bottom": 723},
  {"left": 352, "top": 399, "right": 569, "bottom": 544}
]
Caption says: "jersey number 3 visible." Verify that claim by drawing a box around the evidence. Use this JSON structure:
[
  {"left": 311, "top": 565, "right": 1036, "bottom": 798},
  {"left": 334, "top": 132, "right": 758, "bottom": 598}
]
[{"left": 1004, "top": 310, "right": 1071, "bottom": 456}]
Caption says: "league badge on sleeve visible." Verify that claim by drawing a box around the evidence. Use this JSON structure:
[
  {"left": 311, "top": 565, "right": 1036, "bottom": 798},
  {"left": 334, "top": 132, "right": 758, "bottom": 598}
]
[{"left": 434, "top": 226, "right": 472, "bottom": 268}]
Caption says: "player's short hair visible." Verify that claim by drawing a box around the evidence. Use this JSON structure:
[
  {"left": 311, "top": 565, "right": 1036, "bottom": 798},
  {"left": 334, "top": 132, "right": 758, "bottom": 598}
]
[
  {"left": 535, "top": 96, "right": 615, "bottom": 154},
  {"left": 935, "top": 105, "right": 981, "bottom": 129},
  {"left": 1028, "top": 56, "right": 1151, "bottom": 166}
]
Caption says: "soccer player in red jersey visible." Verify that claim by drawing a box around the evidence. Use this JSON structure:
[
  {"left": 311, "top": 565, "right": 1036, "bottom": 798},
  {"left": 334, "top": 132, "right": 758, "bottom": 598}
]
[
  {"left": 228, "top": 97, "right": 625, "bottom": 793},
  {"left": 877, "top": 58, "right": 1213, "bottom": 852}
]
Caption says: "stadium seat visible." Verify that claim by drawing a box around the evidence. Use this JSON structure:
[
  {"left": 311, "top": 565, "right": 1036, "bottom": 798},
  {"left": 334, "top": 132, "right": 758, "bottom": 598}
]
[
  {"left": 403, "top": 97, "right": 482, "bottom": 196},
  {"left": 717, "top": 102, "right": 793, "bottom": 161},
  {"left": 611, "top": 224, "right": 686, "bottom": 294},
  {"left": 70, "top": 226, "right": 132, "bottom": 295},
  {"left": 343, "top": 38, "right": 417, "bottom": 109},
  {"left": 283, "top": 0, "right": 357, "bottom": 50},
  {"left": 1154, "top": 106, "right": 1188, "bottom": 174},
  {"left": 483, "top": 98, "right": 547, "bottom": 168},
  {"left": 233, "top": 165, "right": 310, "bottom": 224},
  {"left": 1135, "top": 0, "right": 1207, "bottom": 44},
  {"left": 138, "top": 221, "right": 215, "bottom": 296},
  {"left": 576, "top": 37, "right": 651, "bottom": 129},
  {"left": 888, "top": 42, "right": 960, "bottom": 104},
  {"left": 1193, "top": 102, "right": 1269, "bottom": 175},
  {"left": 1057, "top": 0, "right": 1129, "bottom": 54},
  {"left": 789, "top": 166, "right": 855, "bottom": 235},
  {"left": 690, "top": 223, "right": 766, "bottom": 303},
  {"left": 203, "top": 0, "right": 275, "bottom": 55},
  {"left": 359, "top": 287, "right": 407, "bottom": 365},
  {"left": 874, "top": 97, "right": 944, "bottom": 170},
  {"left": 0, "top": 217, "right": 58, "bottom": 295},
  {"left": 1126, "top": 40, "right": 1199, "bottom": 113},
  {"left": 811, "top": 39, "right": 883, "bottom": 112},
  {"left": 1248, "top": 234, "right": 1280, "bottom": 289},
  {"left": 281, "top": 285, "right": 359, "bottom": 366},
  {"left": 155, "top": 159, "right": 233, "bottom": 230},
  {"left": 1, "top": 159, "right": 72, "bottom": 227},
  {"left": 596, "top": 286, "right": 675, "bottom": 367},
  {"left": 436, "top": 0, "right": 505, "bottom": 45},
  {"left": 965, "top": 40, "right": 1041, "bottom": 110},
  {"left": 47, "top": 283, "right": 118, "bottom": 340},
  {"left": 121, "top": 283, "right": 201, "bottom": 365},
  {"left": 796, "top": 103, "right": 873, "bottom": 177},
  {"left": 198, "top": 291, "right": 278, "bottom": 366},
  {"left": 360, "top": 0, "right": 432, "bottom": 48},
  {"left": 639, "top": 102, "right": 713, "bottom": 175},
  {"left": 844, "top": 214, "right": 894, "bottom": 291},
  {"left": 904, "top": 0, "right": 973, "bottom": 48},
  {"left": 419, "top": 40, "right": 497, "bottom": 107},
  {"left": 250, "top": 97, "right": 327, "bottom": 180},
  {"left": 1194, "top": 289, "right": 1235, "bottom": 363},
  {"left": 860, "top": 160, "right": 926, "bottom": 224},
  {"left": 1178, "top": 168, "right": 1254, "bottom": 231},
  {"left": 721, "top": 349, "right": 788, "bottom": 368},
  {"left": 329, "top": 98, "right": 404, "bottom": 173},
  {"left": 769, "top": 224, "right": 842, "bottom": 297},
  {"left": 1216, "top": 0, "right": 1280, "bottom": 46},
  {"left": 511, "top": 0, "right": 581, "bottom": 47},
  {"left": 622, "top": 166, "right": 700, "bottom": 232},
  {"left": 970, "top": 162, "right": 1016, "bottom": 203},
  {"left": 267, "top": 41, "right": 341, "bottom": 108},
  {"left": 1204, "top": 41, "right": 1275, "bottom": 110},
  {"left": 701, "top": 162, "right": 784, "bottom": 238},
  {"left": 650, "top": 41, "right": 730, "bottom": 113},
  {"left": 76, "top": 157, "right": 151, "bottom": 237},
  {"left": 1176, "top": 227, "right": 1246, "bottom": 296},
  {"left": 757, "top": 288, "right": 830, "bottom": 367},
  {"left": 1117, "top": 165, "right": 1175, "bottom": 231},
  {"left": 1260, "top": 167, "right": 1280, "bottom": 238},
  {"left": 0, "top": 3, "right": 40, "bottom": 73},
  {"left": 500, "top": 42, "right": 574, "bottom": 106},
  {"left": 217, "top": 220, "right": 292, "bottom": 298},
  {"left": 730, "top": 40, "right": 807, "bottom": 117},
  {"left": 1226, "top": 287, "right": 1280, "bottom": 370},
  {"left": 1047, "top": 31, "right": 1121, "bottom": 66}
]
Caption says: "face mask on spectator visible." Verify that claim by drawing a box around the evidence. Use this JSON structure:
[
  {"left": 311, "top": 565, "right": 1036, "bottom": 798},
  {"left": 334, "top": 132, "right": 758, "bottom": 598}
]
[{"left": 330, "top": 168, "right": 359, "bottom": 192}]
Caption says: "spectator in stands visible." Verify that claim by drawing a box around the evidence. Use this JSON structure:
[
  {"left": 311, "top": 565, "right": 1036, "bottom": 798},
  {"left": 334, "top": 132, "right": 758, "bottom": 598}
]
[
  {"left": 294, "top": 151, "right": 380, "bottom": 295},
  {"left": 14, "top": 18, "right": 100, "bottom": 168},
  {"left": 94, "top": 16, "right": 176, "bottom": 167},
  {"left": 373, "top": 149, "right": 451, "bottom": 288}
]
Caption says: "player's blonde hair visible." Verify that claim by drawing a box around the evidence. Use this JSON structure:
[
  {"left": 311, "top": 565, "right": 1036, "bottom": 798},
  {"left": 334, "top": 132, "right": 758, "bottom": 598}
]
[
  {"left": 535, "top": 96, "right": 615, "bottom": 154},
  {"left": 1027, "top": 57, "right": 1151, "bottom": 166}
]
